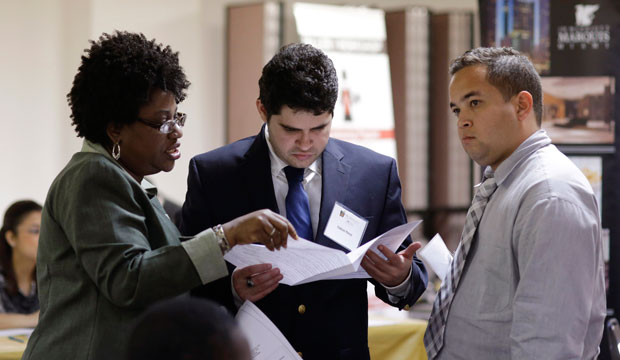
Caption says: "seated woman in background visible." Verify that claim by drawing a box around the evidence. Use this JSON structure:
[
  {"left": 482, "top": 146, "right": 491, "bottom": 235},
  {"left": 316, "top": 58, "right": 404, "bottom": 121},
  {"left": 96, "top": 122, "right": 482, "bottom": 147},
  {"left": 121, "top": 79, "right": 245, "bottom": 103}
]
[{"left": 0, "top": 200, "right": 41, "bottom": 329}]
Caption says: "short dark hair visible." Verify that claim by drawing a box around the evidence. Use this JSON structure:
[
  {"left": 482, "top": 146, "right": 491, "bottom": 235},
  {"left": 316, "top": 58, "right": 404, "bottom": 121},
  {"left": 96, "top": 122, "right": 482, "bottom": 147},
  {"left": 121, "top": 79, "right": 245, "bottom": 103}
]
[
  {"left": 258, "top": 43, "right": 338, "bottom": 119},
  {"left": 0, "top": 200, "right": 42, "bottom": 297},
  {"left": 450, "top": 47, "right": 543, "bottom": 126},
  {"left": 68, "top": 31, "right": 191, "bottom": 146},
  {"left": 126, "top": 297, "right": 248, "bottom": 360}
]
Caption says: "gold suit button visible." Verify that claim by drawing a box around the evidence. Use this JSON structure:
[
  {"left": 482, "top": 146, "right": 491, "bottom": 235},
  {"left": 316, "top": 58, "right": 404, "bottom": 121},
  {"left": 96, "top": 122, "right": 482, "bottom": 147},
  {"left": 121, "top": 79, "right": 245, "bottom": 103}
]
[
  {"left": 297, "top": 351, "right": 303, "bottom": 358},
  {"left": 298, "top": 304, "right": 306, "bottom": 314},
  {"left": 404, "top": 305, "right": 410, "bottom": 311}
]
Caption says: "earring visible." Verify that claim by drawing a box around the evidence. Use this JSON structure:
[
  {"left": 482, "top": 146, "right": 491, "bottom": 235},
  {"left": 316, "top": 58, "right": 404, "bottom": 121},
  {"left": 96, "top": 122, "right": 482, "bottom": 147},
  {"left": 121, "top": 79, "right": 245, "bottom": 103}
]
[{"left": 112, "top": 141, "right": 121, "bottom": 160}]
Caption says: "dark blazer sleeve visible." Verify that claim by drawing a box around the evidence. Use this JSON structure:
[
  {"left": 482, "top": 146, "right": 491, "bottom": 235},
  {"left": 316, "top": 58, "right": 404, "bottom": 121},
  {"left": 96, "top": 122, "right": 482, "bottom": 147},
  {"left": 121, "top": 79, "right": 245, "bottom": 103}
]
[
  {"left": 179, "top": 157, "right": 211, "bottom": 236},
  {"left": 179, "top": 156, "right": 236, "bottom": 312},
  {"left": 370, "top": 159, "right": 428, "bottom": 309}
]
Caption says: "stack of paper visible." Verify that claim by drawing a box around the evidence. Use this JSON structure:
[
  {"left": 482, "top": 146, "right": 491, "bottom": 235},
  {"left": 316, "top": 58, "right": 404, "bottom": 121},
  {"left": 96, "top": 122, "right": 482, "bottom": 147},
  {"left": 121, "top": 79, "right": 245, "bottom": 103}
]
[{"left": 236, "top": 301, "right": 301, "bottom": 360}]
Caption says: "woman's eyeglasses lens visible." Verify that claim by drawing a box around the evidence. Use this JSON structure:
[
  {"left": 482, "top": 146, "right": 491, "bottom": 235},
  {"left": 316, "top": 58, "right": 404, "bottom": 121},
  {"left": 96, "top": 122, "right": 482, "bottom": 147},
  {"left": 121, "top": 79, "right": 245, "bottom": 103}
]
[{"left": 139, "top": 113, "right": 186, "bottom": 134}]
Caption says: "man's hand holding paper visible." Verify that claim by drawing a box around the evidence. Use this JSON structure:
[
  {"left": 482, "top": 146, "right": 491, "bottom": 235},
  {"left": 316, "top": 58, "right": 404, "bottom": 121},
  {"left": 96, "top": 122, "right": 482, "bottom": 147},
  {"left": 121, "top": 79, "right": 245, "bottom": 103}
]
[
  {"left": 361, "top": 242, "right": 422, "bottom": 287},
  {"left": 224, "top": 221, "right": 423, "bottom": 287}
]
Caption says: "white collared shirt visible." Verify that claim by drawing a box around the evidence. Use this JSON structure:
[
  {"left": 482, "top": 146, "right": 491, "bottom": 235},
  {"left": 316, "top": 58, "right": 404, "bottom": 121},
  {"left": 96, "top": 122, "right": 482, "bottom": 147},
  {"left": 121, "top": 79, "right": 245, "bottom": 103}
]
[{"left": 265, "top": 125, "right": 322, "bottom": 239}]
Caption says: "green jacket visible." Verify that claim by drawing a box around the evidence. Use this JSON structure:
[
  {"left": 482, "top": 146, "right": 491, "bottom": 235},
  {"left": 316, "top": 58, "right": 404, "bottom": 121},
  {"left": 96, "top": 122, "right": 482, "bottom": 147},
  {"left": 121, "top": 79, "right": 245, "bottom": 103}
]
[{"left": 23, "top": 143, "right": 228, "bottom": 360}]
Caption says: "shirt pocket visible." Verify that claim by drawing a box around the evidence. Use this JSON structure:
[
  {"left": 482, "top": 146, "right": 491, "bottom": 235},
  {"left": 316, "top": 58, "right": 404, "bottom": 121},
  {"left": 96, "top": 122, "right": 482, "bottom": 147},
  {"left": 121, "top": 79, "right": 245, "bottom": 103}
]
[{"left": 472, "top": 242, "right": 515, "bottom": 319}]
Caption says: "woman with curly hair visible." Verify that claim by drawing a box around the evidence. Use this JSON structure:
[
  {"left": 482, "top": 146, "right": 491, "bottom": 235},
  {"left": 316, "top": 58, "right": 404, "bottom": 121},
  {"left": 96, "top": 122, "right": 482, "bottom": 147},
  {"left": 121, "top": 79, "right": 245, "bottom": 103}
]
[
  {"left": 22, "top": 31, "right": 296, "bottom": 360},
  {"left": 0, "top": 200, "right": 41, "bottom": 329}
]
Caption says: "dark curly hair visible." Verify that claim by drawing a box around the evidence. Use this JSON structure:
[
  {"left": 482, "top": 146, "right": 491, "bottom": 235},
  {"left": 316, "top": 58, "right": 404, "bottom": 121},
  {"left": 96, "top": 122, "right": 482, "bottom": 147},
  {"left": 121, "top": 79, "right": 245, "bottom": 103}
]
[
  {"left": 0, "top": 200, "right": 42, "bottom": 297},
  {"left": 450, "top": 47, "right": 543, "bottom": 126},
  {"left": 68, "top": 31, "right": 191, "bottom": 146},
  {"left": 258, "top": 43, "right": 338, "bottom": 120}
]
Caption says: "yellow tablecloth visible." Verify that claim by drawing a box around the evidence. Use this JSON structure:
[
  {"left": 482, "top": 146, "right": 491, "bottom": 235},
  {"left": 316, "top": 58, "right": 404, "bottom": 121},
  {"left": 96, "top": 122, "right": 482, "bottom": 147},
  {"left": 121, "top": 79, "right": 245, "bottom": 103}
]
[{"left": 368, "top": 317, "right": 428, "bottom": 360}]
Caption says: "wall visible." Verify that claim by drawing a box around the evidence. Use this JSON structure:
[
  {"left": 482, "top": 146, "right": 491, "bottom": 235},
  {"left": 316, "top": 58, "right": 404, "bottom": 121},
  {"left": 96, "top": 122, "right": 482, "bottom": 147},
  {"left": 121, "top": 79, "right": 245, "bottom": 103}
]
[{"left": 0, "top": 0, "right": 477, "bottom": 214}]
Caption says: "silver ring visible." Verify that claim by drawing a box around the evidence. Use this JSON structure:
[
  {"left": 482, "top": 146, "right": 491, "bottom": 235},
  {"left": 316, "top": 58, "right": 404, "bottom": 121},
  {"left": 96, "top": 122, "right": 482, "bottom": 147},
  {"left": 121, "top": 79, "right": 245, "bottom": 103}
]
[
  {"left": 247, "top": 278, "right": 254, "bottom": 288},
  {"left": 269, "top": 228, "right": 276, "bottom": 236}
]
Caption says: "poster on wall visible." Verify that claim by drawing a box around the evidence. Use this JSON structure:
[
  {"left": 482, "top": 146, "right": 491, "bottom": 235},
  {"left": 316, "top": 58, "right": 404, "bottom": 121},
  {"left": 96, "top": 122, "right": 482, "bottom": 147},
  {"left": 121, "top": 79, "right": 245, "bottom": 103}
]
[
  {"left": 479, "top": 0, "right": 619, "bottom": 76},
  {"left": 479, "top": 0, "right": 551, "bottom": 74},
  {"left": 549, "top": 0, "right": 620, "bottom": 76},
  {"left": 541, "top": 76, "right": 615, "bottom": 144},
  {"left": 567, "top": 155, "right": 603, "bottom": 218},
  {"left": 293, "top": 3, "right": 397, "bottom": 159}
]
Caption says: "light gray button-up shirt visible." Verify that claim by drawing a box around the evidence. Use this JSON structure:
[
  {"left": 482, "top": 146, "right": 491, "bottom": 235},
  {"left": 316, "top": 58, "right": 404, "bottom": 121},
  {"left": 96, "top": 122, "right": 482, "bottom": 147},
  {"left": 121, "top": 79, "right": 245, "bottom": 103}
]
[{"left": 438, "top": 130, "right": 606, "bottom": 359}]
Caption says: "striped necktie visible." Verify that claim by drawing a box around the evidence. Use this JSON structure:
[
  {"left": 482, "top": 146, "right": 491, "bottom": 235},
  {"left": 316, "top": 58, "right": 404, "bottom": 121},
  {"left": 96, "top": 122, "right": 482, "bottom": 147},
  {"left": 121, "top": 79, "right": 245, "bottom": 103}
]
[{"left": 424, "top": 173, "right": 498, "bottom": 358}]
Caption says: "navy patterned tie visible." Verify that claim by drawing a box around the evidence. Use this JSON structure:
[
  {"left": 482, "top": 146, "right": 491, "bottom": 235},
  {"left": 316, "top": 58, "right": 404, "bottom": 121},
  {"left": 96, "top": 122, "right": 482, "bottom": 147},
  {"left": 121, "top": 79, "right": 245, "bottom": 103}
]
[
  {"left": 284, "top": 166, "right": 314, "bottom": 241},
  {"left": 424, "top": 172, "right": 498, "bottom": 358}
]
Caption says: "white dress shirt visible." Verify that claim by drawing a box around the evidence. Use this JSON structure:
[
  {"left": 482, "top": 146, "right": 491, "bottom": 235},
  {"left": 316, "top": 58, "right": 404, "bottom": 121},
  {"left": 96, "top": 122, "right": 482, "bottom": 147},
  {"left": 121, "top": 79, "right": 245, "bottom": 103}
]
[{"left": 265, "top": 126, "right": 322, "bottom": 237}]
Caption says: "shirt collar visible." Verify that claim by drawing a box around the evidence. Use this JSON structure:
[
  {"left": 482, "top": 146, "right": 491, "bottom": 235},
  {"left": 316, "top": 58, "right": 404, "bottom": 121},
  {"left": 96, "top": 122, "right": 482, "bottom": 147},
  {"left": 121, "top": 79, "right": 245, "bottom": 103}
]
[
  {"left": 489, "top": 129, "right": 551, "bottom": 186},
  {"left": 264, "top": 124, "right": 322, "bottom": 178},
  {"left": 80, "top": 139, "right": 157, "bottom": 195}
]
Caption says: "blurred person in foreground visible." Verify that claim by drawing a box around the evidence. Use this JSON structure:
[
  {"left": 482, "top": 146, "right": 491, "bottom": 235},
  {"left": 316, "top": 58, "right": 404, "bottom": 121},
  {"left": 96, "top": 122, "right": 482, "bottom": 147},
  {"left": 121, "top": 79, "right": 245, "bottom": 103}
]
[
  {"left": 22, "top": 31, "right": 296, "bottom": 360},
  {"left": 424, "top": 47, "right": 606, "bottom": 359},
  {"left": 0, "top": 200, "right": 42, "bottom": 328},
  {"left": 127, "top": 297, "right": 250, "bottom": 360}
]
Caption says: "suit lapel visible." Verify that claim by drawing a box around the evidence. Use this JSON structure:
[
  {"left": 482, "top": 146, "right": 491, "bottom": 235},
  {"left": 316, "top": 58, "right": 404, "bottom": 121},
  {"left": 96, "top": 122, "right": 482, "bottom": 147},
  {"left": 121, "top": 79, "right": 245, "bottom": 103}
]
[
  {"left": 317, "top": 139, "right": 351, "bottom": 247},
  {"left": 239, "top": 126, "right": 279, "bottom": 214}
]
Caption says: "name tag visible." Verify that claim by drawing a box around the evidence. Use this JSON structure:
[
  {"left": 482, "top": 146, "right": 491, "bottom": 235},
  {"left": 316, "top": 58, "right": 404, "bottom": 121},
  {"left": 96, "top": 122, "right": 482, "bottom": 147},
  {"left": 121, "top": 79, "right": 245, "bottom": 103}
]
[{"left": 324, "top": 202, "right": 368, "bottom": 251}]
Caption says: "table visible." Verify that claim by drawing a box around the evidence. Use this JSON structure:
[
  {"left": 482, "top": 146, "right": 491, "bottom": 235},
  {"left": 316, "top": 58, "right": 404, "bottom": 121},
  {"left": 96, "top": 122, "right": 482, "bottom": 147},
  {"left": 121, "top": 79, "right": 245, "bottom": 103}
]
[
  {"left": 368, "top": 316, "right": 428, "bottom": 360},
  {"left": 0, "top": 335, "right": 27, "bottom": 360},
  {"left": 0, "top": 318, "right": 430, "bottom": 360}
]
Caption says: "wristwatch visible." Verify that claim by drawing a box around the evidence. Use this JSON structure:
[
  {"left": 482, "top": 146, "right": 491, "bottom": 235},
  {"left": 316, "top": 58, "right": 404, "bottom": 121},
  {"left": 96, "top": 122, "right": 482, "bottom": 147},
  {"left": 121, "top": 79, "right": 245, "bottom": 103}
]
[{"left": 212, "top": 224, "right": 231, "bottom": 255}]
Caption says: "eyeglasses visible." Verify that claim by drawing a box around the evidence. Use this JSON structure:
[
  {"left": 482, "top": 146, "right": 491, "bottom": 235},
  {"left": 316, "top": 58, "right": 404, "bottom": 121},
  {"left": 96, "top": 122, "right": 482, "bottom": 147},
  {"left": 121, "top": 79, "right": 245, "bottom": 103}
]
[{"left": 137, "top": 112, "right": 186, "bottom": 134}]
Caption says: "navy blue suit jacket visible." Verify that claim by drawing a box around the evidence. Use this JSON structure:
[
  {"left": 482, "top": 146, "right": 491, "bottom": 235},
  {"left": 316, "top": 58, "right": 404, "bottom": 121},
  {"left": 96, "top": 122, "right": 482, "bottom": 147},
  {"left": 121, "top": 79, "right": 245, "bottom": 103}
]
[{"left": 180, "top": 127, "right": 427, "bottom": 360}]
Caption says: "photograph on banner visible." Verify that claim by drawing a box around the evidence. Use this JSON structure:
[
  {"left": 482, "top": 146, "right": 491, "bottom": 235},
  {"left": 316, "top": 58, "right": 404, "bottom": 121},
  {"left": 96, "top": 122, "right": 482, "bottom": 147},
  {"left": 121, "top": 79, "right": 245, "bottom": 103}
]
[
  {"left": 293, "top": 2, "right": 397, "bottom": 160},
  {"left": 541, "top": 76, "right": 615, "bottom": 144},
  {"left": 479, "top": 0, "right": 551, "bottom": 74},
  {"left": 567, "top": 155, "right": 603, "bottom": 219}
]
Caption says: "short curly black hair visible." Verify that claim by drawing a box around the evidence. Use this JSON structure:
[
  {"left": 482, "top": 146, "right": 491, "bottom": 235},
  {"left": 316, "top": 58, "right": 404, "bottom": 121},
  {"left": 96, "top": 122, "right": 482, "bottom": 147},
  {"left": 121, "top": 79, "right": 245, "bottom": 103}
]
[
  {"left": 68, "top": 31, "right": 191, "bottom": 145},
  {"left": 258, "top": 43, "right": 338, "bottom": 120}
]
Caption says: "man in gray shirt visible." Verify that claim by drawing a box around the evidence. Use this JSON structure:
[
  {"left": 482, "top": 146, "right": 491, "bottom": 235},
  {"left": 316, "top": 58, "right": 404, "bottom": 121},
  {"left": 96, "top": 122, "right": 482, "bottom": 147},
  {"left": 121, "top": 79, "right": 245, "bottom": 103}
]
[{"left": 425, "top": 47, "right": 606, "bottom": 359}]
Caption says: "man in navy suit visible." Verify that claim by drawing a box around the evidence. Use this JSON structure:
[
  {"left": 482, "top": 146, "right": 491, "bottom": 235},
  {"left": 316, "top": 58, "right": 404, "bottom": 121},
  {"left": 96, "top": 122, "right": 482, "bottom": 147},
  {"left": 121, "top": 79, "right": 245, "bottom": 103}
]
[{"left": 180, "top": 43, "right": 427, "bottom": 360}]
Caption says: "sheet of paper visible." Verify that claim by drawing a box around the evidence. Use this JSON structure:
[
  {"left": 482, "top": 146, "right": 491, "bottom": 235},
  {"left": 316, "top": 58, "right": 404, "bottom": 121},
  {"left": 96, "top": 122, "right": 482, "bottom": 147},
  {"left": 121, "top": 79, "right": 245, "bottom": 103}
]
[
  {"left": 236, "top": 301, "right": 302, "bottom": 360},
  {"left": 417, "top": 233, "right": 453, "bottom": 281},
  {"left": 327, "top": 220, "right": 422, "bottom": 280},
  {"left": 224, "top": 237, "right": 355, "bottom": 285},
  {"left": 0, "top": 328, "right": 33, "bottom": 337},
  {"left": 224, "top": 221, "right": 422, "bottom": 285}
]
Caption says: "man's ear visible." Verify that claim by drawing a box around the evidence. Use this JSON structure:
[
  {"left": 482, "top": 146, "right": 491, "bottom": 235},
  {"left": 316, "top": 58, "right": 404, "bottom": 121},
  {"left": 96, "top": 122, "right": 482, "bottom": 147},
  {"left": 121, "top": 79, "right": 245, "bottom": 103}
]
[
  {"left": 256, "top": 99, "right": 269, "bottom": 124},
  {"left": 106, "top": 122, "right": 123, "bottom": 144},
  {"left": 514, "top": 91, "right": 534, "bottom": 122}
]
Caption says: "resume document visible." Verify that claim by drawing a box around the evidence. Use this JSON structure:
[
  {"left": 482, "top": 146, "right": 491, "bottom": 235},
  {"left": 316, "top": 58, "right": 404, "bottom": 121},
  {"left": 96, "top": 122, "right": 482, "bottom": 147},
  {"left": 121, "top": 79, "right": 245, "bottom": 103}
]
[{"left": 224, "top": 221, "right": 422, "bottom": 286}]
